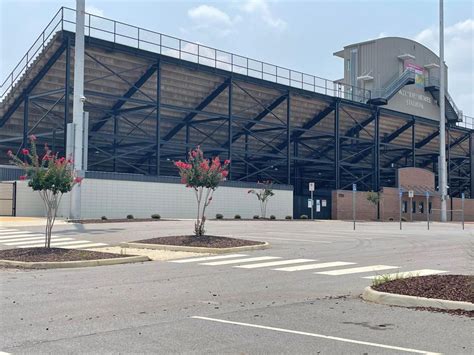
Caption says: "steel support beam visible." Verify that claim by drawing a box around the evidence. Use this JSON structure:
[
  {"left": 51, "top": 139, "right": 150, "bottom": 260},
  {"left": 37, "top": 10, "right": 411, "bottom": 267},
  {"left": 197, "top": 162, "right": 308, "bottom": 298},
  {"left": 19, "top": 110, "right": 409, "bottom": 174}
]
[
  {"left": 334, "top": 100, "right": 340, "bottom": 189},
  {"left": 90, "top": 64, "right": 157, "bottom": 133},
  {"left": 470, "top": 132, "right": 474, "bottom": 196},
  {"left": 64, "top": 35, "right": 71, "bottom": 152},
  {"left": 163, "top": 78, "right": 231, "bottom": 143},
  {"left": 1, "top": 41, "right": 67, "bottom": 128},
  {"left": 286, "top": 92, "right": 291, "bottom": 184},
  {"left": 228, "top": 78, "right": 233, "bottom": 178},
  {"left": 156, "top": 58, "right": 161, "bottom": 175},
  {"left": 411, "top": 117, "right": 416, "bottom": 167},
  {"left": 374, "top": 109, "right": 380, "bottom": 191},
  {"left": 22, "top": 97, "right": 29, "bottom": 150}
]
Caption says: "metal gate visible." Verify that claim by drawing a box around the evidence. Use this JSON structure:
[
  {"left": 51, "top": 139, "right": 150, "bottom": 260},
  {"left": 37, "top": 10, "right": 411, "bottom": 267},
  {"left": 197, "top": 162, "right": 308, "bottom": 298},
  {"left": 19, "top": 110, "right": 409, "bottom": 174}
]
[
  {"left": 0, "top": 182, "right": 16, "bottom": 216},
  {"left": 293, "top": 190, "right": 332, "bottom": 219}
]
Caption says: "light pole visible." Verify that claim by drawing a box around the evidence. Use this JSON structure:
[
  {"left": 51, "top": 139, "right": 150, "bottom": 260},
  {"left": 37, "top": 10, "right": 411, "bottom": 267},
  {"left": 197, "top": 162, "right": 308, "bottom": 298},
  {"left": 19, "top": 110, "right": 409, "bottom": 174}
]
[
  {"left": 69, "top": 0, "right": 86, "bottom": 219},
  {"left": 439, "top": 0, "right": 447, "bottom": 222}
]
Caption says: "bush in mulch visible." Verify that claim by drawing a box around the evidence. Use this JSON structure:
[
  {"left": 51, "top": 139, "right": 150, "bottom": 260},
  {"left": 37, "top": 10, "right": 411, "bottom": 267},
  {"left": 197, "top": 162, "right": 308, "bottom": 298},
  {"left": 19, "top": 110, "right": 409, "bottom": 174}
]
[
  {"left": 0, "top": 247, "right": 128, "bottom": 263},
  {"left": 134, "top": 235, "right": 264, "bottom": 248},
  {"left": 70, "top": 218, "right": 166, "bottom": 224},
  {"left": 373, "top": 275, "right": 474, "bottom": 303}
]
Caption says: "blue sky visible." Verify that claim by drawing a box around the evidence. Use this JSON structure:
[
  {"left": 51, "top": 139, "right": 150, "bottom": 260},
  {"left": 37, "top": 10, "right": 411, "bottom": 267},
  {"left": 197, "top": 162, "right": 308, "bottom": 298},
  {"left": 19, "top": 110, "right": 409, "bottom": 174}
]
[{"left": 1, "top": 0, "right": 473, "bottom": 116}]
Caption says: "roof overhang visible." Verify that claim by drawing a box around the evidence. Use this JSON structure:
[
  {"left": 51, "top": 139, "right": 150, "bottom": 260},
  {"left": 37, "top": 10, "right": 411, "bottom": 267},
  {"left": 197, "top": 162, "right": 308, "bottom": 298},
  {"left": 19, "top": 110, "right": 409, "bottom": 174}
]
[
  {"left": 397, "top": 53, "right": 416, "bottom": 60},
  {"left": 333, "top": 49, "right": 344, "bottom": 58}
]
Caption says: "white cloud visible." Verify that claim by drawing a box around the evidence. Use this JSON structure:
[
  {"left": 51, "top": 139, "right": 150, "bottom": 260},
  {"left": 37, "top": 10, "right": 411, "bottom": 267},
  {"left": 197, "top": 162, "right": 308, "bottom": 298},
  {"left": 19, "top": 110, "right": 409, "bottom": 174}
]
[
  {"left": 186, "top": 5, "right": 241, "bottom": 37},
  {"left": 414, "top": 19, "right": 474, "bottom": 116},
  {"left": 241, "top": 0, "right": 287, "bottom": 30},
  {"left": 85, "top": 5, "right": 104, "bottom": 17}
]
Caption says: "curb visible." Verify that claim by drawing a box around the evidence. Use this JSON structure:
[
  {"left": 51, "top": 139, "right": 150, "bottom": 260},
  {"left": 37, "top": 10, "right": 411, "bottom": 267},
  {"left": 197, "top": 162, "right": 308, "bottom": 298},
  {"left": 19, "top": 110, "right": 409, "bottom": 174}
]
[
  {"left": 0, "top": 255, "right": 150, "bottom": 269},
  {"left": 120, "top": 241, "right": 270, "bottom": 254},
  {"left": 362, "top": 286, "right": 474, "bottom": 311}
]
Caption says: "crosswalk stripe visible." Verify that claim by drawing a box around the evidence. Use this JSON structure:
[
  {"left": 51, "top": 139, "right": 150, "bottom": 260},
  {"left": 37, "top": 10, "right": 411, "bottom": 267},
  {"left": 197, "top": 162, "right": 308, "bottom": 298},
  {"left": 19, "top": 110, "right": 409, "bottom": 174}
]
[
  {"left": 0, "top": 231, "right": 30, "bottom": 235},
  {"left": 170, "top": 254, "right": 248, "bottom": 263},
  {"left": 362, "top": 269, "right": 447, "bottom": 280},
  {"left": 0, "top": 236, "right": 46, "bottom": 243},
  {"left": 4, "top": 238, "right": 73, "bottom": 246},
  {"left": 316, "top": 265, "right": 399, "bottom": 276},
  {"left": 0, "top": 229, "right": 17, "bottom": 232},
  {"left": 235, "top": 259, "right": 316, "bottom": 269},
  {"left": 201, "top": 256, "right": 281, "bottom": 266},
  {"left": 0, "top": 234, "right": 43, "bottom": 240},
  {"left": 274, "top": 261, "right": 356, "bottom": 272},
  {"left": 64, "top": 243, "right": 108, "bottom": 249}
]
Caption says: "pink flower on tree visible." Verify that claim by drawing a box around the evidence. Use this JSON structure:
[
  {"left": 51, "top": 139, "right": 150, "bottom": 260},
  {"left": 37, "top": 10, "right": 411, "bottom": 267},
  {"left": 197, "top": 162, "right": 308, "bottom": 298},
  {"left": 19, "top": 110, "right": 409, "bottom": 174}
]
[
  {"left": 22, "top": 149, "right": 29, "bottom": 155},
  {"left": 174, "top": 146, "right": 229, "bottom": 237}
]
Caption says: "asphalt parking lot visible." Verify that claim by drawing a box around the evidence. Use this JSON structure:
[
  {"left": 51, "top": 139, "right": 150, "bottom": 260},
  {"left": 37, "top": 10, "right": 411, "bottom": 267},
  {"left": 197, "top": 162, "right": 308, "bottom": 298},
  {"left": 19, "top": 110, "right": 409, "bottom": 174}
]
[{"left": 1, "top": 219, "right": 472, "bottom": 354}]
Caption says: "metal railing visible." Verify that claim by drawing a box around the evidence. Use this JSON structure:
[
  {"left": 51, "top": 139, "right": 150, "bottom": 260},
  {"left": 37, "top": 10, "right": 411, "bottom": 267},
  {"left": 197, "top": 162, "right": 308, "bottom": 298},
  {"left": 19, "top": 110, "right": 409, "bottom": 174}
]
[
  {"left": 1, "top": 6, "right": 371, "bottom": 103},
  {"left": 371, "top": 69, "right": 416, "bottom": 99},
  {"left": 457, "top": 114, "right": 473, "bottom": 130}
]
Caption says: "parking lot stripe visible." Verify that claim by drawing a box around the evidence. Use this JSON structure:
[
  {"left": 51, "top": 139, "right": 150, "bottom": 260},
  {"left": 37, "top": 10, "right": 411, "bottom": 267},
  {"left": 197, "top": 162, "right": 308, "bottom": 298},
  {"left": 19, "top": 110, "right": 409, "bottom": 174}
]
[
  {"left": 64, "top": 243, "right": 108, "bottom": 249},
  {"left": 0, "top": 236, "right": 46, "bottom": 243},
  {"left": 274, "top": 261, "right": 356, "bottom": 272},
  {"left": 191, "top": 316, "right": 441, "bottom": 354},
  {"left": 4, "top": 238, "right": 73, "bottom": 246},
  {"left": 201, "top": 256, "right": 281, "bottom": 266},
  {"left": 170, "top": 254, "right": 248, "bottom": 263},
  {"left": 0, "top": 234, "right": 43, "bottom": 240},
  {"left": 18, "top": 242, "right": 107, "bottom": 249},
  {"left": 235, "top": 259, "right": 316, "bottom": 269},
  {"left": 0, "top": 231, "right": 30, "bottom": 236},
  {"left": 362, "top": 269, "right": 447, "bottom": 279},
  {"left": 316, "top": 265, "right": 399, "bottom": 276},
  {"left": 22, "top": 240, "right": 98, "bottom": 247}
]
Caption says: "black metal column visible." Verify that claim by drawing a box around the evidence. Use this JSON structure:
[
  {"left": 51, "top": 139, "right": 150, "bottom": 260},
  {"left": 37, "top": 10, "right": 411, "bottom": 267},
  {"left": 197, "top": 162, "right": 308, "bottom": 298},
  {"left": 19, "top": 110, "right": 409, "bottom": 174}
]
[
  {"left": 447, "top": 127, "right": 451, "bottom": 197},
  {"left": 374, "top": 108, "right": 380, "bottom": 191},
  {"left": 22, "top": 96, "right": 29, "bottom": 150},
  {"left": 470, "top": 132, "right": 474, "bottom": 198},
  {"left": 156, "top": 59, "right": 161, "bottom": 175},
  {"left": 185, "top": 123, "right": 189, "bottom": 159},
  {"left": 286, "top": 92, "right": 291, "bottom": 185},
  {"left": 334, "top": 100, "right": 340, "bottom": 189},
  {"left": 64, "top": 36, "right": 71, "bottom": 153},
  {"left": 293, "top": 139, "right": 299, "bottom": 193},
  {"left": 245, "top": 133, "right": 249, "bottom": 181},
  {"left": 411, "top": 116, "right": 416, "bottom": 167},
  {"left": 228, "top": 77, "right": 233, "bottom": 178},
  {"left": 113, "top": 115, "right": 118, "bottom": 172}
]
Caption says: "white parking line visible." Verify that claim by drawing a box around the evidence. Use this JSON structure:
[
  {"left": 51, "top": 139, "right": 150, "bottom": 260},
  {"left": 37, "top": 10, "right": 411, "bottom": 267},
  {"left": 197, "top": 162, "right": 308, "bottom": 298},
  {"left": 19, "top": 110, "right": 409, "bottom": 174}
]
[
  {"left": 316, "top": 265, "right": 399, "bottom": 276},
  {"left": 191, "top": 316, "right": 441, "bottom": 354},
  {"left": 19, "top": 242, "right": 107, "bottom": 249},
  {"left": 0, "top": 230, "right": 29, "bottom": 235},
  {"left": 274, "top": 261, "right": 356, "bottom": 272},
  {"left": 0, "top": 234, "right": 43, "bottom": 240},
  {"left": 201, "top": 256, "right": 281, "bottom": 266},
  {"left": 65, "top": 243, "right": 108, "bottom": 249},
  {"left": 22, "top": 240, "right": 97, "bottom": 247},
  {"left": 235, "top": 259, "right": 316, "bottom": 269},
  {"left": 4, "top": 238, "right": 73, "bottom": 246},
  {"left": 0, "top": 236, "right": 46, "bottom": 243},
  {"left": 170, "top": 254, "right": 248, "bottom": 263},
  {"left": 362, "top": 269, "right": 447, "bottom": 279}
]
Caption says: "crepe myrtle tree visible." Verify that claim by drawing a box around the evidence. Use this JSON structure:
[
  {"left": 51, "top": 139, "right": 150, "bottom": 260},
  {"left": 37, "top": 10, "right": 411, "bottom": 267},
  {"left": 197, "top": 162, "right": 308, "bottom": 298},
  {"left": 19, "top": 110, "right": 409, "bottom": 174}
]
[
  {"left": 174, "top": 147, "right": 229, "bottom": 237},
  {"left": 248, "top": 180, "right": 274, "bottom": 219},
  {"left": 8, "top": 135, "right": 83, "bottom": 248}
]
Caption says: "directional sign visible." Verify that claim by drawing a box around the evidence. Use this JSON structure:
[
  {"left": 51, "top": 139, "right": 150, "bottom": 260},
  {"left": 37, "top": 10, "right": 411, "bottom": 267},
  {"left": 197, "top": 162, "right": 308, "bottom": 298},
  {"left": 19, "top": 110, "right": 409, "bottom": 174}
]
[
  {"left": 308, "top": 199, "right": 313, "bottom": 208},
  {"left": 352, "top": 183, "right": 357, "bottom": 191},
  {"left": 309, "top": 182, "right": 315, "bottom": 192},
  {"left": 408, "top": 190, "right": 414, "bottom": 198}
]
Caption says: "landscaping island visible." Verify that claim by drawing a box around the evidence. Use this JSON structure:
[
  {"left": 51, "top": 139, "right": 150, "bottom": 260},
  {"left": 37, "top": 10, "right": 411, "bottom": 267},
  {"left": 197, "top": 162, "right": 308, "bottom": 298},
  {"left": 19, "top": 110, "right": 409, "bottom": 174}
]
[
  {"left": 364, "top": 275, "right": 474, "bottom": 317},
  {"left": 0, "top": 247, "right": 149, "bottom": 269}
]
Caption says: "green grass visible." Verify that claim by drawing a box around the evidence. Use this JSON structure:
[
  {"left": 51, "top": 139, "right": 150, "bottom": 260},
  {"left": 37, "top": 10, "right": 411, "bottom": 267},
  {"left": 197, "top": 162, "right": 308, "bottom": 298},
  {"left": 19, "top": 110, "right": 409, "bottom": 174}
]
[{"left": 371, "top": 271, "right": 420, "bottom": 287}]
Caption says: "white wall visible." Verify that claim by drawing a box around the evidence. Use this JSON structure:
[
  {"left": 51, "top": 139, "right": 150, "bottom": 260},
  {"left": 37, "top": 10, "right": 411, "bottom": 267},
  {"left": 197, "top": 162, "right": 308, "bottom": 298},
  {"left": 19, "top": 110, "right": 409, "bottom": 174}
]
[{"left": 13, "top": 179, "right": 293, "bottom": 219}]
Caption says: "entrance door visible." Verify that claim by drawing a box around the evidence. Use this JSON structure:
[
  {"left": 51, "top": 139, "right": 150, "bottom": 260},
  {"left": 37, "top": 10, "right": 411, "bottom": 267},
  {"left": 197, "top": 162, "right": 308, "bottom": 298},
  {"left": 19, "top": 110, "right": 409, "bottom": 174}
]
[{"left": 293, "top": 191, "right": 332, "bottom": 219}]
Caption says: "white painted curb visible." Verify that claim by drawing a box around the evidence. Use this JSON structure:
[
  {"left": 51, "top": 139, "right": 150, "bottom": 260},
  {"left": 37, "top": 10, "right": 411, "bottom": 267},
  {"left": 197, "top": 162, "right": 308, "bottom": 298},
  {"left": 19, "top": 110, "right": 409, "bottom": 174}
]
[
  {"left": 0, "top": 255, "right": 150, "bottom": 269},
  {"left": 362, "top": 286, "right": 474, "bottom": 311},
  {"left": 120, "top": 241, "right": 270, "bottom": 254}
]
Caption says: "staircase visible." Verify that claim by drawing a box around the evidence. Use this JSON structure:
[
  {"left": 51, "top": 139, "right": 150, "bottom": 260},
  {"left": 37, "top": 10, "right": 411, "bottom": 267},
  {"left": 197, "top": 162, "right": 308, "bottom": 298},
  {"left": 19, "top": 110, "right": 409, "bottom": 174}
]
[{"left": 368, "top": 69, "right": 415, "bottom": 105}]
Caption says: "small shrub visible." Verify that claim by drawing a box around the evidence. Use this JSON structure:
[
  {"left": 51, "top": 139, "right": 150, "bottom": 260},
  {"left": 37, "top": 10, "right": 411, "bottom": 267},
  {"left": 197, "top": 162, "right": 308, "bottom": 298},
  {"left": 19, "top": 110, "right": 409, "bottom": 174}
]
[
  {"left": 234, "top": 214, "right": 241, "bottom": 219},
  {"left": 270, "top": 215, "right": 276, "bottom": 220},
  {"left": 151, "top": 214, "right": 161, "bottom": 219},
  {"left": 285, "top": 215, "right": 292, "bottom": 220},
  {"left": 253, "top": 215, "right": 260, "bottom": 219},
  {"left": 216, "top": 213, "right": 224, "bottom": 219},
  {"left": 388, "top": 217, "right": 394, "bottom": 221},
  {"left": 372, "top": 271, "right": 419, "bottom": 287},
  {"left": 101, "top": 216, "right": 107, "bottom": 220},
  {"left": 126, "top": 214, "right": 134, "bottom": 220},
  {"left": 401, "top": 217, "right": 407, "bottom": 222},
  {"left": 300, "top": 214, "right": 308, "bottom": 219}
]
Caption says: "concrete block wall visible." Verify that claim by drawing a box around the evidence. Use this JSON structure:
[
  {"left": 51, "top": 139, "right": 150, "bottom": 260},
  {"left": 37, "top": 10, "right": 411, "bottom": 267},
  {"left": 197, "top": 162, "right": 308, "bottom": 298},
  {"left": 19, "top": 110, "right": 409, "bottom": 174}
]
[
  {"left": 12, "top": 178, "right": 293, "bottom": 220},
  {"left": 331, "top": 190, "right": 378, "bottom": 221}
]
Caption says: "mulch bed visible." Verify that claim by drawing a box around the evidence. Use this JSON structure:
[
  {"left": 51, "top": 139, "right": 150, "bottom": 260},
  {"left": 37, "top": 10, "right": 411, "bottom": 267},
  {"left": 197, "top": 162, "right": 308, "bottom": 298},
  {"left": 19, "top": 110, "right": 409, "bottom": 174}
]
[
  {"left": 0, "top": 247, "right": 127, "bottom": 262},
  {"left": 373, "top": 275, "right": 474, "bottom": 303},
  {"left": 135, "top": 235, "right": 264, "bottom": 248},
  {"left": 70, "top": 218, "right": 167, "bottom": 224}
]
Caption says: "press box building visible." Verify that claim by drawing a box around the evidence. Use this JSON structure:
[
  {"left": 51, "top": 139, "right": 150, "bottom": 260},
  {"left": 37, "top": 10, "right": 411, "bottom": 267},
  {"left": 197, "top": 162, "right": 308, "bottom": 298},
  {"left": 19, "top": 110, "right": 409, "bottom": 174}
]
[{"left": 0, "top": 8, "right": 472, "bottom": 220}]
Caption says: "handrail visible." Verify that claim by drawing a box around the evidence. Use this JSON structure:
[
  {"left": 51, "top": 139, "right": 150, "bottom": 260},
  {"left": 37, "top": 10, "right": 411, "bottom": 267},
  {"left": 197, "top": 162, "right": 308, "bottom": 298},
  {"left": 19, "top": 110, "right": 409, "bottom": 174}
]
[
  {"left": 1, "top": 7, "right": 372, "bottom": 103},
  {"left": 371, "top": 69, "right": 415, "bottom": 99}
]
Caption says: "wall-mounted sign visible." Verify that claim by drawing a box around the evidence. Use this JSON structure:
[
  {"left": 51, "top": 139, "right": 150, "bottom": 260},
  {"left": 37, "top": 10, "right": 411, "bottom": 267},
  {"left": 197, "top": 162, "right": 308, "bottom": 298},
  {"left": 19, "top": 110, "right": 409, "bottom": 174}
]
[
  {"left": 322, "top": 200, "right": 327, "bottom": 207},
  {"left": 408, "top": 190, "right": 414, "bottom": 198},
  {"left": 405, "top": 62, "right": 425, "bottom": 89},
  {"left": 308, "top": 199, "right": 313, "bottom": 208},
  {"left": 309, "top": 182, "right": 315, "bottom": 191}
]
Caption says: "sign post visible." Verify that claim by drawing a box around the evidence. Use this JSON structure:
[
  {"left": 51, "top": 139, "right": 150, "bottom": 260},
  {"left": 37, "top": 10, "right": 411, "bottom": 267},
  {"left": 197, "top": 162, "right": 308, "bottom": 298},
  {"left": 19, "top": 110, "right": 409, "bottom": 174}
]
[
  {"left": 461, "top": 192, "right": 465, "bottom": 230},
  {"left": 309, "top": 182, "right": 315, "bottom": 220},
  {"left": 425, "top": 191, "right": 430, "bottom": 230},
  {"left": 399, "top": 188, "right": 403, "bottom": 230},
  {"left": 352, "top": 183, "right": 356, "bottom": 230},
  {"left": 408, "top": 190, "right": 414, "bottom": 222}
]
